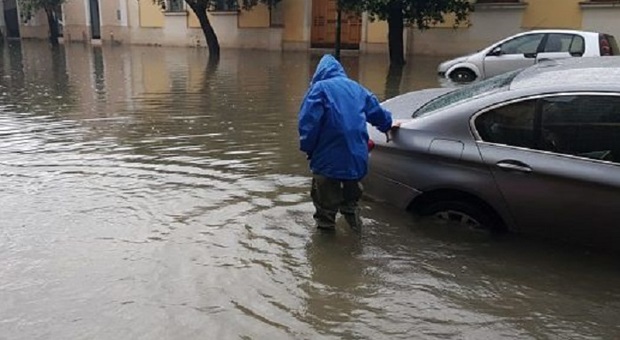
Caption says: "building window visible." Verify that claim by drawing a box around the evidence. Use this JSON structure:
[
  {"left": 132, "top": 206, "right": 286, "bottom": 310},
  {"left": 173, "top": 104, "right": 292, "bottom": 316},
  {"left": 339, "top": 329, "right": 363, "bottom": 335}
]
[
  {"left": 209, "top": 0, "right": 239, "bottom": 12},
  {"left": 166, "top": 0, "right": 184, "bottom": 12},
  {"left": 270, "top": 5, "right": 284, "bottom": 27},
  {"left": 580, "top": 1, "right": 620, "bottom": 7}
]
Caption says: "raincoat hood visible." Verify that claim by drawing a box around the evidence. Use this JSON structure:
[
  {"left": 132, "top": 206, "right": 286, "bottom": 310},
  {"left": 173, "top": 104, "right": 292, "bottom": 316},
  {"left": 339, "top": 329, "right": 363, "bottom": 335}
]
[{"left": 311, "top": 55, "right": 347, "bottom": 85}]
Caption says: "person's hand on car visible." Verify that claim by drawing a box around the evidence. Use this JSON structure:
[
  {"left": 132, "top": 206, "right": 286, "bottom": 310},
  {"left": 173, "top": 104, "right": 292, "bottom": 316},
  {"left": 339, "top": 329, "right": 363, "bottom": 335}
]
[{"left": 386, "top": 120, "right": 401, "bottom": 142}]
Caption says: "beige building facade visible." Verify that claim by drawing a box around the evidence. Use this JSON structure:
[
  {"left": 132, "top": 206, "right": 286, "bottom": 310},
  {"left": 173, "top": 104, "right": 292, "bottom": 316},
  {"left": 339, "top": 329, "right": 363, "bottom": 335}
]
[
  {"left": 6, "top": 0, "right": 620, "bottom": 56},
  {"left": 413, "top": 0, "right": 620, "bottom": 56}
]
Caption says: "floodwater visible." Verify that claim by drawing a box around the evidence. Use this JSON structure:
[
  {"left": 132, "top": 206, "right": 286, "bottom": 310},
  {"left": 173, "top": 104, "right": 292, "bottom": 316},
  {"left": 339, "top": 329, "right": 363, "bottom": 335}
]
[{"left": 0, "top": 41, "right": 619, "bottom": 340}]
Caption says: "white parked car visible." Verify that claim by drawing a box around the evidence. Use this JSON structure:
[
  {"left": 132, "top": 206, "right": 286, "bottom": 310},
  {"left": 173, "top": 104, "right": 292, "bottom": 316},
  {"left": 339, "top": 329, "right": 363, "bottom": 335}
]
[{"left": 438, "top": 29, "right": 619, "bottom": 82}]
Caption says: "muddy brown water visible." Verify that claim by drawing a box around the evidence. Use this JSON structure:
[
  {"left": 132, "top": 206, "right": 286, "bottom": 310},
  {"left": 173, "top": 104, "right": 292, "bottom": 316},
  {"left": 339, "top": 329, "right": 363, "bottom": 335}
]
[{"left": 0, "top": 41, "right": 618, "bottom": 339}]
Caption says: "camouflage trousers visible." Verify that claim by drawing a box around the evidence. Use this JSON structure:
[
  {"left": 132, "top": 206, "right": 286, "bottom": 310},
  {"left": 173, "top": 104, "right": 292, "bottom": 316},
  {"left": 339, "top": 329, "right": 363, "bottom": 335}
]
[{"left": 310, "top": 174, "right": 363, "bottom": 232}]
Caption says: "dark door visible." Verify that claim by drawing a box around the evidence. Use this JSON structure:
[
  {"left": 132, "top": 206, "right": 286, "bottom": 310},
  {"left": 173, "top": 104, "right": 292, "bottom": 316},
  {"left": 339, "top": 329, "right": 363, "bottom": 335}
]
[
  {"left": 89, "top": 0, "right": 101, "bottom": 39},
  {"left": 311, "top": 0, "right": 361, "bottom": 49},
  {"left": 4, "top": 0, "right": 20, "bottom": 38}
]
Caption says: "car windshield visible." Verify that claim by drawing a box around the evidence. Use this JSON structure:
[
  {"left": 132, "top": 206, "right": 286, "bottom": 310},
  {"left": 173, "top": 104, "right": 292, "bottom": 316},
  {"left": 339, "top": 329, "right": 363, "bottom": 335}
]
[{"left": 413, "top": 70, "right": 521, "bottom": 118}]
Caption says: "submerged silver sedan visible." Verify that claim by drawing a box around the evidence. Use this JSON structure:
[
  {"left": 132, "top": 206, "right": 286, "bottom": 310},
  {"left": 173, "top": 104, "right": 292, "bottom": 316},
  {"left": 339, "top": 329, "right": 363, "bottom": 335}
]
[{"left": 366, "top": 57, "right": 620, "bottom": 248}]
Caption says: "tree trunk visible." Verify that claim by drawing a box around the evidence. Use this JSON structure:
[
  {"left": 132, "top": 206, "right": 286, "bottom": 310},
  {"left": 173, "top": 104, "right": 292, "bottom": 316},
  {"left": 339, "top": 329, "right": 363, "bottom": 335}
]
[
  {"left": 387, "top": 1, "right": 405, "bottom": 65},
  {"left": 45, "top": 7, "right": 60, "bottom": 46},
  {"left": 334, "top": 8, "right": 342, "bottom": 60},
  {"left": 385, "top": 62, "right": 404, "bottom": 99},
  {"left": 187, "top": 2, "right": 220, "bottom": 59}
]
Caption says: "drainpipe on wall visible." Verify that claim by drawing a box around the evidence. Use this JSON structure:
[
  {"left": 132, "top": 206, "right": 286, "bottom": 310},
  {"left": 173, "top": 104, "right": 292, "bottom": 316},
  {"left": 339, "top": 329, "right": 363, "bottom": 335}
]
[{"left": 335, "top": 8, "right": 342, "bottom": 60}]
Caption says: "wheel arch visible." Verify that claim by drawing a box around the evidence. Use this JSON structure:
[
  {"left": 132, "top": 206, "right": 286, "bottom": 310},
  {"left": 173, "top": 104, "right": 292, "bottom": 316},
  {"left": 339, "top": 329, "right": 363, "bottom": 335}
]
[
  {"left": 407, "top": 188, "right": 507, "bottom": 231},
  {"left": 446, "top": 63, "right": 481, "bottom": 80}
]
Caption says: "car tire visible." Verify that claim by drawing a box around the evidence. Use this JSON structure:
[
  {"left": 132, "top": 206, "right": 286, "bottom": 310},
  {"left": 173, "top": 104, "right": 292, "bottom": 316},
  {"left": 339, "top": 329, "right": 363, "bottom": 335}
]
[
  {"left": 420, "top": 200, "right": 499, "bottom": 231},
  {"left": 449, "top": 69, "right": 476, "bottom": 83}
]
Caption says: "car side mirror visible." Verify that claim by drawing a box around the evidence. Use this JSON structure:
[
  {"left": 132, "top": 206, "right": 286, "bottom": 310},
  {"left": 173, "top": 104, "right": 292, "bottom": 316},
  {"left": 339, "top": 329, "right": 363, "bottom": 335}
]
[{"left": 488, "top": 46, "right": 502, "bottom": 57}]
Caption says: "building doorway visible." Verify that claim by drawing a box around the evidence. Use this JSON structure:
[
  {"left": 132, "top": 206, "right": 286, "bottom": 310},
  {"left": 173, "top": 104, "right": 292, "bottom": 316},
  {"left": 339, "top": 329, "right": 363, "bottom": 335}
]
[
  {"left": 3, "top": 0, "right": 20, "bottom": 38},
  {"left": 311, "top": 0, "right": 361, "bottom": 49},
  {"left": 89, "top": 0, "right": 101, "bottom": 39}
]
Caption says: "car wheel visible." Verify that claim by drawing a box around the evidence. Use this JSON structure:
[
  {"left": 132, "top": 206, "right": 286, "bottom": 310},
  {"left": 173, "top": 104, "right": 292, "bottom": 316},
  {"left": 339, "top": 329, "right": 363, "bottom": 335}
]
[
  {"left": 420, "top": 200, "right": 496, "bottom": 231},
  {"left": 449, "top": 69, "right": 476, "bottom": 83}
]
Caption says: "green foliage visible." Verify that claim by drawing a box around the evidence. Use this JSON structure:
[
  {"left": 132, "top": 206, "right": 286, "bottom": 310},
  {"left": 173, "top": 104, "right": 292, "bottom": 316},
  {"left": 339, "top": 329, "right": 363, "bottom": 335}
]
[
  {"left": 17, "top": 0, "right": 66, "bottom": 21},
  {"left": 337, "top": 0, "right": 473, "bottom": 29},
  {"left": 336, "top": 0, "right": 362, "bottom": 13}
]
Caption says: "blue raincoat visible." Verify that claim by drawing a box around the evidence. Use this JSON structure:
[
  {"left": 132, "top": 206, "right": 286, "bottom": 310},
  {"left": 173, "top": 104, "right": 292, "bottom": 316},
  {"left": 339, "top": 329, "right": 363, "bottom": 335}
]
[{"left": 298, "top": 55, "right": 393, "bottom": 180}]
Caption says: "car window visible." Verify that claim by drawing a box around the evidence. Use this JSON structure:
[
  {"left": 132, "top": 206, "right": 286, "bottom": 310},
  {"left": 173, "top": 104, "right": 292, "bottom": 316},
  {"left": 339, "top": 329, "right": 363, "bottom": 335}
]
[
  {"left": 600, "top": 34, "right": 619, "bottom": 56},
  {"left": 540, "top": 95, "right": 620, "bottom": 163},
  {"left": 568, "top": 35, "right": 585, "bottom": 55},
  {"left": 475, "top": 99, "right": 537, "bottom": 148},
  {"left": 500, "top": 33, "right": 545, "bottom": 55},
  {"left": 413, "top": 70, "right": 520, "bottom": 118},
  {"left": 541, "top": 33, "right": 584, "bottom": 54}
]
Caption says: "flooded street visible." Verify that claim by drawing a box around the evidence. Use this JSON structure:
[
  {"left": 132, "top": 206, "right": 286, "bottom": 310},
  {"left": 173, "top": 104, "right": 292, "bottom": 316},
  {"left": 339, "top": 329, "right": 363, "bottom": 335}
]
[{"left": 0, "top": 41, "right": 619, "bottom": 339}]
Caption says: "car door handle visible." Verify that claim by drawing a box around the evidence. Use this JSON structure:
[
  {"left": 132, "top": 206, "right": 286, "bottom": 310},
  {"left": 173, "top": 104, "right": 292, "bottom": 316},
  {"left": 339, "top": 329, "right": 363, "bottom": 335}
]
[
  {"left": 496, "top": 160, "right": 532, "bottom": 173},
  {"left": 524, "top": 53, "right": 537, "bottom": 59}
]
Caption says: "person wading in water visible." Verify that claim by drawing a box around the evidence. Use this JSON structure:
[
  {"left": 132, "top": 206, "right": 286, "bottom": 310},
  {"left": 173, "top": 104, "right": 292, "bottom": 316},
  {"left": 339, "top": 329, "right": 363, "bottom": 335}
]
[{"left": 298, "top": 54, "right": 400, "bottom": 232}]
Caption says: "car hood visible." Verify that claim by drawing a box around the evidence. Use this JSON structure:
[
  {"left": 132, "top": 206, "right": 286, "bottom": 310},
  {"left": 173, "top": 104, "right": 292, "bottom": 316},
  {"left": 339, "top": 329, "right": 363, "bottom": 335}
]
[{"left": 381, "top": 88, "right": 456, "bottom": 120}]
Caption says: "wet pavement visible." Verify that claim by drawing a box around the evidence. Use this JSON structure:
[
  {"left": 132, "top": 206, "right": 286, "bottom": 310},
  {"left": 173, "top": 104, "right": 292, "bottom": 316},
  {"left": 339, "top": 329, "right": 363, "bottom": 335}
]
[{"left": 0, "top": 41, "right": 619, "bottom": 339}]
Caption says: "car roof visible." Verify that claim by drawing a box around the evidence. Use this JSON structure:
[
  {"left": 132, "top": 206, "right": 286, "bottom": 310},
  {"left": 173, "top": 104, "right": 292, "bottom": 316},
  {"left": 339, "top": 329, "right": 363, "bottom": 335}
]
[
  {"left": 510, "top": 56, "right": 620, "bottom": 91},
  {"left": 515, "top": 29, "right": 601, "bottom": 36}
]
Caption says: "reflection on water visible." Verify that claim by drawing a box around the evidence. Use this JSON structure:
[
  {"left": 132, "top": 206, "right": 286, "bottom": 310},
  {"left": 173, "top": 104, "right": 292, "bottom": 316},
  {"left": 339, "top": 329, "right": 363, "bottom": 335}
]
[{"left": 0, "top": 41, "right": 619, "bottom": 339}]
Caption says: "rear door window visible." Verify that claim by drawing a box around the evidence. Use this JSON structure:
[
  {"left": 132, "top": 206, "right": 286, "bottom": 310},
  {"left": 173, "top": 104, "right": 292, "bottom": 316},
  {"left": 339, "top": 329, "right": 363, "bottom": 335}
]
[
  {"left": 475, "top": 95, "right": 620, "bottom": 164},
  {"left": 539, "top": 33, "right": 585, "bottom": 55},
  {"left": 541, "top": 34, "right": 567, "bottom": 53},
  {"left": 568, "top": 35, "right": 586, "bottom": 56},
  {"left": 540, "top": 95, "right": 620, "bottom": 163}
]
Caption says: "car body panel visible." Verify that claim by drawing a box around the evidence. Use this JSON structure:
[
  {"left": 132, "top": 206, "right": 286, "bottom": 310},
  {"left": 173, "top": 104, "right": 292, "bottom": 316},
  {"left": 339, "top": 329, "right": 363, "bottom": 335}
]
[
  {"left": 477, "top": 142, "right": 620, "bottom": 247},
  {"left": 368, "top": 96, "right": 520, "bottom": 230},
  {"left": 369, "top": 57, "right": 620, "bottom": 247},
  {"left": 483, "top": 53, "right": 537, "bottom": 79},
  {"left": 366, "top": 125, "right": 513, "bottom": 228},
  {"left": 535, "top": 51, "right": 573, "bottom": 63}
]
